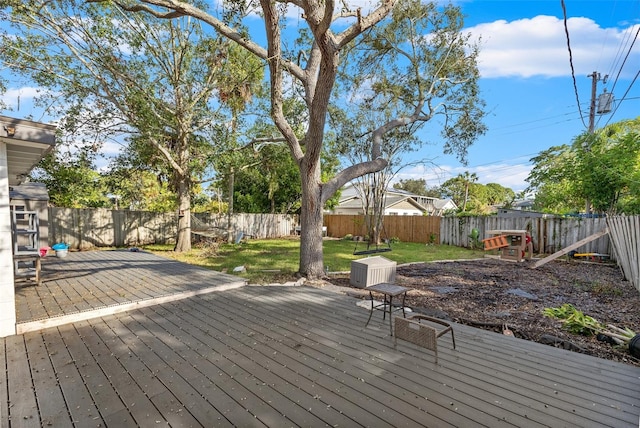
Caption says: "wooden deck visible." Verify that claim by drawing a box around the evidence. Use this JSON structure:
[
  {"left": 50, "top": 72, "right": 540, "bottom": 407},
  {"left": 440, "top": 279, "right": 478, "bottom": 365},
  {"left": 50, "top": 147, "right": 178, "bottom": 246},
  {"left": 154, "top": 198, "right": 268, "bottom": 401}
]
[
  {"left": 14, "top": 249, "right": 246, "bottom": 333},
  {"left": 3, "top": 251, "right": 639, "bottom": 427}
]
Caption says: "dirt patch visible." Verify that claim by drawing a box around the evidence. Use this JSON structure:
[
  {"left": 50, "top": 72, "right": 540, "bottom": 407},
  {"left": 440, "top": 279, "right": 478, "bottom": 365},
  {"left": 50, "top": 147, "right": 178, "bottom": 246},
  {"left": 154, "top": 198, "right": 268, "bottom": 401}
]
[{"left": 329, "top": 258, "right": 640, "bottom": 367}]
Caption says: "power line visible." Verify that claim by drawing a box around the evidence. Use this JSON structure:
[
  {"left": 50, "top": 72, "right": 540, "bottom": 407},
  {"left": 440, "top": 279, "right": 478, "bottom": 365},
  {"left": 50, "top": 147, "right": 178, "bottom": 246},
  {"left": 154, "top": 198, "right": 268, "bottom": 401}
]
[
  {"left": 491, "top": 109, "right": 581, "bottom": 131},
  {"left": 603, "top": 69, "right": 640, "bottom": 127},
  {"left": 607, "top": 24, "right": 639, "bottom": 98},
  {"left": 561, "top": 0, "right": 588, "bottom": 129},
  {"left": 492, "top": 116, "right": 583, "bottom": 137}
]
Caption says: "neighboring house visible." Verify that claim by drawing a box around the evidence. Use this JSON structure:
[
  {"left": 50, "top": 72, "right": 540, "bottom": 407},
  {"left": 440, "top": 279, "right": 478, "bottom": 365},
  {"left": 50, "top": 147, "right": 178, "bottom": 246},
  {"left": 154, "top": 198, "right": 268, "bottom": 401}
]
[
  {"left": 433, "top": 197, "right": 458, "bottom": 215},
  {"left": 330, "top": 183, "right": 457, "bottom": 216},
  {"left": 511, "top": 199, "right": 535, "bottom": 210},
  {"left": 0, "top": 115, "right": 56, "bottom": 337}
]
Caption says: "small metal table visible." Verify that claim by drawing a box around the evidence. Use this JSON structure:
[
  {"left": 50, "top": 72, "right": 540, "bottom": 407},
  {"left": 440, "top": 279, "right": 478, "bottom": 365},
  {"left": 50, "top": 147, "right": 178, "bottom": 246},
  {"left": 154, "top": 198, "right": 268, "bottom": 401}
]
[{"left": 364, "top": 283, "right": 410, "bottom": 336}]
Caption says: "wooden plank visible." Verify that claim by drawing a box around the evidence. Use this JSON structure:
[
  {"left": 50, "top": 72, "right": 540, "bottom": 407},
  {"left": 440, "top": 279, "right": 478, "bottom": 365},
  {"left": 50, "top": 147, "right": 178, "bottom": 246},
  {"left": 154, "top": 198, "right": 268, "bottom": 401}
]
[
  {"left": 119, "top": 309, "right": 297, "bottom": 427},
  {"left": 173, "top": 293, "right": 498, "bottom": 427},
  {"left": 17, "top": 279, "right": 244, "bottom": 334},
  {"left": 148, "top": 390, "right": 205, "bottom": 428},
  {"left": 288, "top": 286, "right": 640, "bottom": 389},
  {"left": 23, "top": 332, "right": 70, "bottom": 426},
  {"left": 633, "top": 216, "right": 640, "bottom": 289},
  {"left": 5, "top": 334, "right": 40, "bottom": 426},
  {"left": 531, "top": 227, "right": 610, "bottom": 268},
  {"left": 9, "top": 251, "right": 640, "bottom": 427},
  {"left": 41, "top": 328, "right": 102, "bottom": 426},
  {"left": 107, "top": 314, "right": 244, "bottom": 427},
  {"left": 234, "top": 290, "right": 552, "bottom": 426},
  {"left": 220, "top": 290, "right": 559, "bottom": 426},
  {"left": 137, "top": 304, "right": 371, "bottom": 428},
  {"left": 57, "top": 322, "right": 137, "bottom": 425},
  {"left": 608, "top": 217, "right": 629, "bottom": 281},
  {"left": 80, "top": 319, "right": 168, "bottom": 425},
  {"left": 223, "top": 287, "right": 639, "bottom": 427}
]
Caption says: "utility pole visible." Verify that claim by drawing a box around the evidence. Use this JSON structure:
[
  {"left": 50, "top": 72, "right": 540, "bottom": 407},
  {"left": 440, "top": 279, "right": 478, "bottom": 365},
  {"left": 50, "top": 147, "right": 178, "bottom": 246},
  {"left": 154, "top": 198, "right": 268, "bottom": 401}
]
[
  {"left": 587, "top": 71, "right": 600, "bottom": 134},
  {"left": 585, "top": 71, "right": 611, "bottom": 215},
  {"left": 585, "top": 71, "right": 599, "bottom": 215}
]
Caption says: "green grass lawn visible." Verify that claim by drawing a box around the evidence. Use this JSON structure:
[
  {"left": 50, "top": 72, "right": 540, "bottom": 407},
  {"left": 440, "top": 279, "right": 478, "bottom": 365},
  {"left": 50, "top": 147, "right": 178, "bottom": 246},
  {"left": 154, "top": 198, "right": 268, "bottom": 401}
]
[{"left": 144, "top": 237, "right": 485, "bottom": 284}]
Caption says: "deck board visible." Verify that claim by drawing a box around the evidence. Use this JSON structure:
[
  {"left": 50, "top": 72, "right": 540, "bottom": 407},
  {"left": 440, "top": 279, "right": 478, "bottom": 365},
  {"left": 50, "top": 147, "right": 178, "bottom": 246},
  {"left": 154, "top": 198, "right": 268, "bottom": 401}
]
[
  {"left": 271, "top": 286, "right": 640, "bottom": 426},
  {"left": 218, "top": 288, "right": 552, "bottom": 427},
  {"left": 241, "top": 301, "right": 523, "bottom": 425},
  {"left": 168, "top": 293, "right": 472, "bottom": 427},
  {"left": 3, "top": 251, "right": 639, "bottom": 427},
  {"left": 104, "top": 315, "right": 250, "bottom": 427},
  {"left": 16, "top": 250, "right": 246, "bottom": 333},
  {"left": 74, "top": 320, "right": 168, "bottom": 425},
  {"left": 23, "top": 332, "right": 69, "bottom": 427},
  {"left": 126, "top": 309, "right": 304, "bottom": 427},
  {"left": 5, "top": 335, "right": 40, "bottom": 427},
  {"left": 57, "top": 323, "right": 136, "bottom": 425},
  {"left": 41, "top": 328, "right": 103, "bottom": 426},
  {"left": 137, "top": 304, "right": 381, "bottom": 428},
  {"left": 226, "top": 286, "right": 639, "bottom": 427}
]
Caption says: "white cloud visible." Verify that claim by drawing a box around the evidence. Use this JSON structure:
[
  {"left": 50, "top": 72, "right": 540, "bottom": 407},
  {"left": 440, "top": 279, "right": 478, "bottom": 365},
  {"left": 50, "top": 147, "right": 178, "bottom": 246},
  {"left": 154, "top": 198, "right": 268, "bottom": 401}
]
[
  {"left": 474, "top": 163, "right": 532, "bottom": 191},
  {"left": 467, "top": 16, "right": 640, "bottom": 78}
]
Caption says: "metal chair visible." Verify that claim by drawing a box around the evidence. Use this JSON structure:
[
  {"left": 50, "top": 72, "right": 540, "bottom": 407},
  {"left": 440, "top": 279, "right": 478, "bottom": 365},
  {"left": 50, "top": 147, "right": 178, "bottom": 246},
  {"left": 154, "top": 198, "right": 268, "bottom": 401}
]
[{"left": 394, "top": 315, "right": 456, "bottom": 363}]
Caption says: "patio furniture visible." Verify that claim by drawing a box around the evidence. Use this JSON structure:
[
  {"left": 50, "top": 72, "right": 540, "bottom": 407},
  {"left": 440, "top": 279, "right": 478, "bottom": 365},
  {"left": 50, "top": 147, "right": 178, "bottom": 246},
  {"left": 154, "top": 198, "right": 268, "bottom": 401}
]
[
  {"left": 364, "top": 282, "right": 410, "bottom": 336},
  {"left": 394, "top": 314, "right": 456, "bottom": 363}
]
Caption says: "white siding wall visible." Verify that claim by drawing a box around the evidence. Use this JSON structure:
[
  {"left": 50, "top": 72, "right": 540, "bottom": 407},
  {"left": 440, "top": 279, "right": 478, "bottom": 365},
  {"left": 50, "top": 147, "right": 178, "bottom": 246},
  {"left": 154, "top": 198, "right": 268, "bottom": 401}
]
[
  {"left": 384, "top": 208, "right": 422, "bottom": 216},
  {"left": 0, "top": 142, "right": 16, "bottom": 337}
]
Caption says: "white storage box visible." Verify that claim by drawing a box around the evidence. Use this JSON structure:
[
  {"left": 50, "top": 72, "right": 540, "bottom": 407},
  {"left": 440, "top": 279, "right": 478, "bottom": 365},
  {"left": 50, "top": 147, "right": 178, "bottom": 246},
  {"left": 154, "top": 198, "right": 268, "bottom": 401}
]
[{"left": 350, "top": 256, "right": 397, "bottom": 288}]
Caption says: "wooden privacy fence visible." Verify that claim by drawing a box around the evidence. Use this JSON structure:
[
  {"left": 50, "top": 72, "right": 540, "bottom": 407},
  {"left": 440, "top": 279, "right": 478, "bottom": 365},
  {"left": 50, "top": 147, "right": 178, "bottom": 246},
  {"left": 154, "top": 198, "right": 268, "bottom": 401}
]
[
  {"left": 607, "top": 215, "right": 640, "bottom": 292},
  {"left": 440, "top": 215, "right": 612, "bottom": 257},
  {"left": 191, "top": 213, "right": 298, "bottom": 239},
  {"left": 48, "top": 208, "right": 298, "bottom": 249},
  {"left": 49, "top": 208, "right": 177, "bottom": 250},
  {"left": 47, "top": 208, "right": 627, "bottom": 264},
  {"left": 324, "top": 215, "right": 441, "bottom": 243}
]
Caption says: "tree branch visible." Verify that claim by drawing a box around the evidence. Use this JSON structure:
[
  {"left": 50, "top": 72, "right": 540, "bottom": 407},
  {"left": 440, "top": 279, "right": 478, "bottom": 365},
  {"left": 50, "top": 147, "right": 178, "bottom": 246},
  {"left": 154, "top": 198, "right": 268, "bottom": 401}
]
[{"left": 91, "top": 0, "right": 307, "bottom": 81}]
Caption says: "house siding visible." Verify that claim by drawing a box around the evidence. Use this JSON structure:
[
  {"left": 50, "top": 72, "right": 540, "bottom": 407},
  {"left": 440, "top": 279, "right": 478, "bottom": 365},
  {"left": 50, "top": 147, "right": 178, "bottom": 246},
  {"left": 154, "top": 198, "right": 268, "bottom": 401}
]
[{"left": 0, "top": 142, "right": 17, "bottom": 337}]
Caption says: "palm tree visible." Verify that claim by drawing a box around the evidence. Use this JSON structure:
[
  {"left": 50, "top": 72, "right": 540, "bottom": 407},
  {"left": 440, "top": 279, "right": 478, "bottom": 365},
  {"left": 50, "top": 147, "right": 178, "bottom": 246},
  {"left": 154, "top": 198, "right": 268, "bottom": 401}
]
[{"left": 461, "top": 171, "right": 478, "bottom": 212}]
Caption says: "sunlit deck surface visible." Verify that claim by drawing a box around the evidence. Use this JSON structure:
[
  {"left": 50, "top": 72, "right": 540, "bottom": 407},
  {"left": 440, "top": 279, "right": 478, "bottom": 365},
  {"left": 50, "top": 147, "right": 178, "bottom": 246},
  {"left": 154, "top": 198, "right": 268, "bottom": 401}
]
[{"left": 3, "top": 250, "right": 639, "bottom": 427}]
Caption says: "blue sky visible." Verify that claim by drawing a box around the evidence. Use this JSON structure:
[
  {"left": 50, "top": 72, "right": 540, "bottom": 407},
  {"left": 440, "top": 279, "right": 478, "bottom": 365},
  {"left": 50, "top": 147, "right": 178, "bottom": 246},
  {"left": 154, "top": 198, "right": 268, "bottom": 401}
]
[
  {"left": 402, "top": 0, "right": 640, "bottom": 192},
  {"left": 2, "top": 0, "right": 639, "bottom": 194}
]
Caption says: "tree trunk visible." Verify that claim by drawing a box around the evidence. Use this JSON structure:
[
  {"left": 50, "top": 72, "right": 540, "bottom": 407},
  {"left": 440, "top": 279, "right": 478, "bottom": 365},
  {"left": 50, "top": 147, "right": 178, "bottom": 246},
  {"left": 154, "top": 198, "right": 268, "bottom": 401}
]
[
  {"left": 227, "top": 169, "right": 235, "bottom": 243},
  {"left": 298, "top": 169, "right": 325, "bottom": 279},
  {"left": 174, "top": 179, "right": 192, "bottom": 252}
]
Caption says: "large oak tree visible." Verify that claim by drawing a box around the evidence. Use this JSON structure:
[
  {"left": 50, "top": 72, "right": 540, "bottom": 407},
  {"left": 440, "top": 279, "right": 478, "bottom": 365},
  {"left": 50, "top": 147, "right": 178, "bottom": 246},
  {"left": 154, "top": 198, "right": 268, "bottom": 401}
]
[{"left": 108, "top": 0, "right": 486, "bottom": 278}]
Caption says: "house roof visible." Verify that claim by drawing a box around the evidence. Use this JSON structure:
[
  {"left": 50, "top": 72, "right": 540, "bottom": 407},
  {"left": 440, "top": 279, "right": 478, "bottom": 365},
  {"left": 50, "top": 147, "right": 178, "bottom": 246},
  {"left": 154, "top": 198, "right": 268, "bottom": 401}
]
[
  {"left": 434, "top": 198, "right": 457, "bottom": 210},
  {"left": 336, "top": 182, "right": 458, "bottom": 213},
  {"left": 9, "top": 182, "right": 50, "bottom": 201},
  {"left": 334, "top": 194, "right": 427, "bottom": 212},
  {"left": 385, "top": 195, "right": 427, "bottom": 211},
  {"left": 386, "top": 187, "right": 437, "bottom": 200},
  {"left": 1, "top": 115, "right": 57, "bottom": 186}
]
